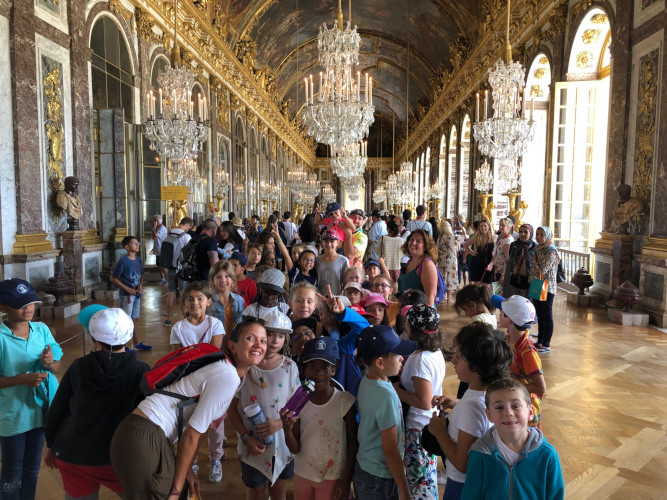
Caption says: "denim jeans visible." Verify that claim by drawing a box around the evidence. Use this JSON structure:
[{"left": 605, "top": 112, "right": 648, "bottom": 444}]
[
  {"left": 0, "top": 427, "right": 45, "bottom": 500},
  {"left": 354, "top": 462, "right": 399, "bottom": 500},
  {"left": 442, "top": 478, "right": 464, "bottom": 500},
  {"left": 533, "top": 293, "right": 555, "bottom": 347}
]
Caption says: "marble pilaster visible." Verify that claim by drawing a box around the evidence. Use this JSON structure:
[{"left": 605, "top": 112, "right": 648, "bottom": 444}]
[
  {"left": 11, "top": 0, "right": 42, "bottom": 234},
  {"left": 68, "top": 0, "right": 93, "bottom": 230},
  {"left": 0, "top": 14, "right": 17, "bottom": 259},
  {"left": 602, "top": 0, "right": 633, "bottom": 231}
]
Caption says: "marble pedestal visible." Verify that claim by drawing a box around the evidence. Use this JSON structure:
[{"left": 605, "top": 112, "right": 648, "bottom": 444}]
[
  {"left": 607, "top": 308, "right": 650, "bottom": 326},
  {"left": 59, "top": 230, "right": 86, "bottom": 295},
  {"left": 93, "top": 289, "right": 120, "bottom": 301},
  {"left": 635, "top": 245, "right": 667, "bottom": 327},
  {"left": 40, "top": 301, "right": 81, "bottom": 319},
  {"left": 567, "top": 292, "right": 598, "bottom": 307},
  {"left": 590, "top": 232, "right": 635, "bottom": 302}
]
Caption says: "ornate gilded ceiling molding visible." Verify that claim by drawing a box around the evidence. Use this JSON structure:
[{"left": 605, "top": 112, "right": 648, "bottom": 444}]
[
  {"left": 110, "top": 0, "right": 134, "bottom": 25},
  {"left": 237, "top": 0, "right": 278, "bottom": 41},
  {"left": 135, "top": 7, "right": 161, "bottom": 43},
  {"left": 399, "top": 0, "right": 562, "bottom": 160},
  {"left": 134, "top": 0, "right": 315, "bottom": 166}
]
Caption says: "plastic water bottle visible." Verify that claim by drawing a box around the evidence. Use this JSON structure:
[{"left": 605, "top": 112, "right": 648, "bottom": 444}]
[
  {"left": 281, "top": 379, "right": 315, "bottom": 417},
  {"left": 243, "top": 404, "right": 274, "bottom": 445}
]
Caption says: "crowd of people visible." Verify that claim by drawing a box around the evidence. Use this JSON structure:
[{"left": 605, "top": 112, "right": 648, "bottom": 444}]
[{"left": 0, "top": 201, "right": 565, "bottom": 500}]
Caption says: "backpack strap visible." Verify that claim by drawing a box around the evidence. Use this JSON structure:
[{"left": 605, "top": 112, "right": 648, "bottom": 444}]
[{"left": 197, "top": 316, "right": 212, "bottom": 344}]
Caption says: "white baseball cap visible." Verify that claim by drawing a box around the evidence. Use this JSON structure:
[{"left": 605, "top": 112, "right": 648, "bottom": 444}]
[
  {"left": 88, "top": 308, "right": 134, "bottom": 345},
  {"left": 257, "top": 308, "right": 293, "bottom": 334},
  {"left": 491, "top": 294, "right": 536, "bottom": 328}
]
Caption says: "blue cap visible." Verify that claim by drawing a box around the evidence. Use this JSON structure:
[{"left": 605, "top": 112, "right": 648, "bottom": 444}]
[
  {"left": 301, "top": 336, "right": 339, "bottom": 365},
  {"left": 357, "top": 325, "right": 417, "bottom": 359},
  {"left": 0, "top": 279, "right": 42, "bottom": 309},
  {"left": 230, "top": 251, "right": 247, "bottom": 266},
  {"left": 325, "top": 202, "right": 341, "bottom": 214},
  {"left": 364, "top": 259, "right": 380, "bottom": 269},
  {"left": 491, "top": 294, "right": 505, "bottom": 310},
  {"left": 78, "top": 304, "right": 109, "bottom": 329}
]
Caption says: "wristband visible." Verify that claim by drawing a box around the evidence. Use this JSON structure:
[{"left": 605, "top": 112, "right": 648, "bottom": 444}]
[{"left": 241, "top": 432, "right": 250, "bottom": 444}]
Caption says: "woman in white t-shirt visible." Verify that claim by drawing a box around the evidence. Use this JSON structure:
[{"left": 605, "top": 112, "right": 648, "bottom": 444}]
[
  {"left": 394, "top": 303, "right": 446, "bottom": 500},
  {"left": 426, "top": 323, "right": 512, "bottom": 500},
  {"left": 110, "top": 317, "right": 268, "bottom": 499}
]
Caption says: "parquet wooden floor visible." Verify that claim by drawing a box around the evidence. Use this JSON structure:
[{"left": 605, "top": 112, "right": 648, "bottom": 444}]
[{"left": 31, "top": 284, "right": 667, "bottom": 499}]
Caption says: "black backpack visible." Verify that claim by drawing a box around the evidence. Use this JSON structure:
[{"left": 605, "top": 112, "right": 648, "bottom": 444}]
[
  {"left": 158, "top": 230, "right": 186, "bottom": 270},
  {"left": 176, "top": 235, "right": 208, "bottom": 281}
]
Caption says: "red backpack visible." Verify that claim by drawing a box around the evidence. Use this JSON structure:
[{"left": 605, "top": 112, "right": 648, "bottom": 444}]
[{"left": 141, "top": 343, "right": 227, "bottom": 439}]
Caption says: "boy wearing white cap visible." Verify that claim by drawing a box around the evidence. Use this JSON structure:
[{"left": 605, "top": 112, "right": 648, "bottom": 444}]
[
  {"left": 492, "top": 295, "right": 546, "bottom": 429},
  {"left": 44, "top": 307, "right": 149, "bottom": 499}
]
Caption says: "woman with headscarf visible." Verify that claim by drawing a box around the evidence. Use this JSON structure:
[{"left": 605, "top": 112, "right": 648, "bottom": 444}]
[
  {"left": 528, "top": 226, "right": 560, "bottom": 353},
  {"left": 503, "top": 224, "right": 537, "bottom": 298}
]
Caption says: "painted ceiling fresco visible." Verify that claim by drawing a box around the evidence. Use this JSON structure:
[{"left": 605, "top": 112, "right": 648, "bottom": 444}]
[{"left": 223, "top": 0, "right": 486, "bottom": 149}]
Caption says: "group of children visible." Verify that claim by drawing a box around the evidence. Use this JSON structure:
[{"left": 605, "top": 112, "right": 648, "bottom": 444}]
[{"left": 0, "top": 220, "right": 565, "bottom": 499}]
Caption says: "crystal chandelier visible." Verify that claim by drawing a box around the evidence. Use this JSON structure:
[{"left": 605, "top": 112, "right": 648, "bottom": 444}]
[
  {"left": 214, "top": 168, "right": 229, "bottom": 196},
  {"left": 386, "top": 174, "right": 400, "bottom": 206},
  {"left": 397, "top": 161, "right": 415, "bottom": 207},
  {"left": 473, "top": 159, "right": 494, "bottom": 193},
  {"left": 472, "top": 0, "right": 535, "bottom": 160},
  {"left": 373, "top": 185, "right": 387, "bottom": 206},
  {"left": 301, "top": 0, "right": 375, "bottom": 152},
  {"left": 321, "top": 183, "right": 336, "bottom": 204},
  {"left": 497, "top": 157, "right": 521, "bottom": 192},
  {"left": 330, "top": 141, "right": 367, "bottom": 179},
  {"left": 144, "top": 0, "right": 208, "bottom": 165},
  {"left": 340, "top": 174, "right": 363, "bottom": 201}
]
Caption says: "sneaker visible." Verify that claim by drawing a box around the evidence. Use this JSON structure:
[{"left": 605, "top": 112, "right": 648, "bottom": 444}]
[
  {"left": 209, "top": 459, "right": 222, "bottom": 483},
  {"left": 536, "top": 345, "right": 550, "bottom": 353},
  {"left": 163, "top": 320, "right": 172, "bottom": 327},
  {"left": 191, "top": 463, "right": 199, "bottom": 477},
  {"left": 159, "top": 279, "right": 168, "bottom": 285},
  {"left": 133, "top": 342, "right": 152, "bottom": 351}
]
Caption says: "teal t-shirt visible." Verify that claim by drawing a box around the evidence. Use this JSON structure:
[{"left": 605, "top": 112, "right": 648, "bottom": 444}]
[
  {"left": 0, "top": 321, "right": 62, "bottom": 437},
  {"left": 356, "top": 375, "right": 405, "bottom": 478}
]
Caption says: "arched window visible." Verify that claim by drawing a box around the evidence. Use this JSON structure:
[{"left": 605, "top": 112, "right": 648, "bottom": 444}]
[
  {"left": 439, "top": 135, "right": 447, "bottom": 216},
  {"left": 551, "top": 8, "right": 611, "bottom": 253},
  {"left": 459, "top": 116, "right": 471, "bottom": 218},
  {"left": 235, "top": 117, "right": 246, "bottom": 215},
  {"left": 90, "top": 15, "right": 134, "bottom": 120},
  {"left": 248, "top": 128, "right": 258, "bottom": 217},
  {"left": 216, "top": 135, "right": 229, "bottom": 214},
  {"left": 448, "top": 126, "right": 458, "bottom": 217},
  {"left": 90, "top": 15, "right": 137, "bottom": 244},
  {"left": 518, "top": 53, "right": 553, "bottom": 227}
]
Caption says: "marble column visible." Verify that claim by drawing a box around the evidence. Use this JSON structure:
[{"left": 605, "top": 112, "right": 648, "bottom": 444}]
[
  {"left": 68, "top": 0, "right": 93, "bottom": 230},
  {"left": 602, "top": 0, "right": 633, "bottom": 231},
  {"left": 11, "top": 0, "right": 42, "bottom": 235}
]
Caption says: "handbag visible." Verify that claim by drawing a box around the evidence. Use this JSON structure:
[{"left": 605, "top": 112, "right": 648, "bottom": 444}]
[{"left": 528, "top": 274, "right": 549, "bottom": 301}]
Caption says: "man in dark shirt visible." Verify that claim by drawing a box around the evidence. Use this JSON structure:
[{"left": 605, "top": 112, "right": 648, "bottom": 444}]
[{"left": 194, "top": 219, "right": 219, "bottom": 281}]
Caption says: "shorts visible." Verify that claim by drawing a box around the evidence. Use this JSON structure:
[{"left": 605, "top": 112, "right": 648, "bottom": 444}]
[
  {"left": 240, "top": 459, "right": 294, "bottom": 489},
  {"left": 166, "top": 269, "right": 187, "bottom": 293},
  {"left": 120, "top": 294, "right": 140, "bottom": 319},
  {"left": 55, "top": 458, "right": 123, "bottom": 497}
]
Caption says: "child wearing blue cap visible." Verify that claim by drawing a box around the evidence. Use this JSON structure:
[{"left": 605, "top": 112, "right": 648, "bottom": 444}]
[
  {"left": 354, "top": 325, "right": 417, "bottom": 500},
  {"left": 281, "top": 336, "right": 357, "bottom": 500},
  {"left": 0, "top": 278, "right": 63, "bottom": 499}
]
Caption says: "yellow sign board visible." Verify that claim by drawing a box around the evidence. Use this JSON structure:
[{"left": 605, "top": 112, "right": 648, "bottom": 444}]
[{"left": 161, "top": 185, "right": 188, "bottom": 200}]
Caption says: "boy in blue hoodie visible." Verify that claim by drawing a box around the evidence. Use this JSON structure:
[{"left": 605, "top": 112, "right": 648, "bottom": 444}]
[{"left": 462, "top": 378, "right": 564, "bottom": 500}]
